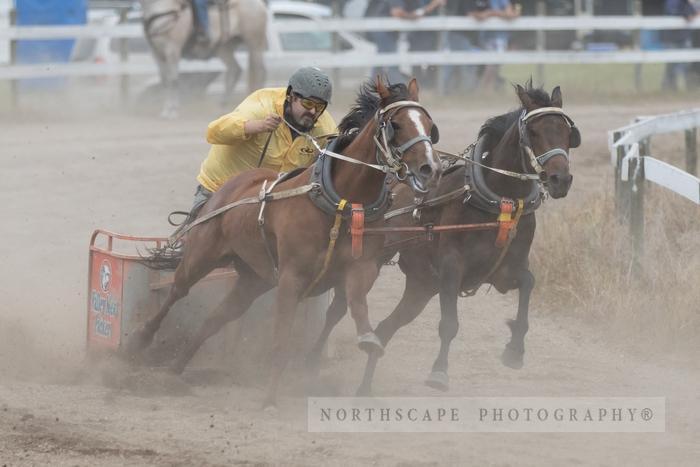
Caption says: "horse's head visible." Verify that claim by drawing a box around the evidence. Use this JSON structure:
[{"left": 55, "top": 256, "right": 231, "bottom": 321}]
[
  {"left": 516, "top": 84, "right": 579, "bottom": 199},
  {"left": 374, "top": 77, "right": 442, "bottom": 194}
]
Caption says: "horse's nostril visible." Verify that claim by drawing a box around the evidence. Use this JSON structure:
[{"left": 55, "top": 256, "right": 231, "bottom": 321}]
[
  {"left": 419, "top": 164, "right": 433, "bottom": 177},
  {"left": 549, "top": 174, "right": 560, "bottom": 185}
]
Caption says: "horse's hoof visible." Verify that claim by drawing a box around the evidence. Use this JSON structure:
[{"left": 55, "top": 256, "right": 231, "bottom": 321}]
[
  {"left": 425, "top": 371, "right": 449, "bottom": 392},
  {"left": 501, "top": 345, "right": 524, "bottom": 369},
  {"left": 355, "top": 384, "right": 372, "bottom": 397},
  {"left": 357, "top": 332, "right": 384, "bottom": 357},
  {"left": 123, "top": 328, "right": 152, "bottom": 357}
]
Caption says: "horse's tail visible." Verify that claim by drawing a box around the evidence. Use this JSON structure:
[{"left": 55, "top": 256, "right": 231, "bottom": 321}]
[{"left": 139, "top": 242, "right": 184, "bottom": 271}]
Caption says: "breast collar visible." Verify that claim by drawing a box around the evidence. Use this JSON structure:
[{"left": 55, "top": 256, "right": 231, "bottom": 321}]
[
  {"left": 465, "top": 134, "right": 543, "bottom": 215},
  {"left": 309, "top": 138, "right": 393, "bottom": 222}
]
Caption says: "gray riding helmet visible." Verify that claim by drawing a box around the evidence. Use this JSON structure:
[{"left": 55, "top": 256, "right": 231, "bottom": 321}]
[{"left": 288, "top": 67, "right": 332, "bottom": 104}]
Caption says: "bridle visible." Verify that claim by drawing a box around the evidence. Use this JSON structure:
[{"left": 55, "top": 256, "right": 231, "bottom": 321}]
[
  {"left": 518, "top": 106, "right": 578, "bottom": 181},
  {"left": 285, "top": 100, "right": 438, "bottom": 192},
  {"left": 373, "top": 100, "right": 438, "bottom": 183}
]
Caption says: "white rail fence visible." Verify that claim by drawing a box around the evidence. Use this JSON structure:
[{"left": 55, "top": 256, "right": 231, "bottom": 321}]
[
  {"left": 1, "top": 15, "right": 700, "bottom": 81},
  {"left": 609, "top": 109, "right": 700, "bottom": 264}
]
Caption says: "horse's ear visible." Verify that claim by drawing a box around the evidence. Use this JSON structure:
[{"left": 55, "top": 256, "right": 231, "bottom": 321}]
[
  {"left": 516, "top": 84, "right": 535, "bottom": 111},
  {"left": 551, "top": 86, "right": 563, "bottom": 108},
  {"left": 375, "top": 75, "right": 391, "bottom": 100},
  {"left": 407, "top": 78, "right": 420, "bottom": 101}
]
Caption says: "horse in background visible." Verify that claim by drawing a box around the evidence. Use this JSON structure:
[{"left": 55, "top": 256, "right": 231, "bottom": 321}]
[{"left": 139, "top": 0, "right": 267, "bottom": 118}]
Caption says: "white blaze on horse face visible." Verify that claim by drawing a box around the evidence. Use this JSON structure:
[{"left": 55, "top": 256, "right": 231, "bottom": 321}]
[{"left": 407, "top": 108, "right": 438, "bottom": 169}]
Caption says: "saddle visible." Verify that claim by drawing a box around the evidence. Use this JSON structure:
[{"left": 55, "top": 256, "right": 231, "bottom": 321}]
[{"left": 183, "top": 0, "right": 237, "bottom": 60}]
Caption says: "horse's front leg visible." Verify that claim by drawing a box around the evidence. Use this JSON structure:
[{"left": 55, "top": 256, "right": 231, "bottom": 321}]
[
  {"left": 262, "top": 268, "right": 306, "bottom": 410},
  {"left": 345, "top": 261, "right": 383, "bottom": 356},
  {"left": 155, "top": 46, "right": 181, "bottom": 120},
  {"left": 305, "top": 286, "right": 347, "bottom": 379},
  {"left": 426, "top": 248, "right": 465, "bottom": 392},
  {"left": 501, "top": 268, "right": 534, "bottom": 369},
  {"left": 356, "top": 269, "right": 438, "bottom": 397}
]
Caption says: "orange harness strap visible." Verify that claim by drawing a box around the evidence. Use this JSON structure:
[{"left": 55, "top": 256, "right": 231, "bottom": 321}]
[
  {"left": 350, "top": 203, "right": 365, "bottom": 259},
  {"left": 303, "top": 199, "right": 348, "bottom": 298},
  {"left": 495, "top": 199, "right": 515, "bottom": 248}
]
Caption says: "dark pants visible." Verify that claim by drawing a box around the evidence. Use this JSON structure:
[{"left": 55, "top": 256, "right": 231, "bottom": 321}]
[
  {"left": 190, "top": 184, "right": 213, "bottom": 220},
  {"left": 193, "top": 0, "right": 210, "bottom": 36}
]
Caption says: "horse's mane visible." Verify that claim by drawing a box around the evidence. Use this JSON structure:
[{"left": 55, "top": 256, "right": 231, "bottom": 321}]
[
  {"left": 478, "top": 81, "right": 554, "bottom": 148},
  {"left": 334, "top": 79, "right": 411, "bottom": 150}
]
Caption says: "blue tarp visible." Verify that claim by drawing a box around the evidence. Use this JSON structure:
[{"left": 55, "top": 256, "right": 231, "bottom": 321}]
[{"left": 15, "top": 0, "right": 87, "bottom": 87}]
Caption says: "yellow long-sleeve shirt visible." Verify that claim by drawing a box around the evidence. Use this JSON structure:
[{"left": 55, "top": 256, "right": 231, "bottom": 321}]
[{"left": 197, "top": 87, "right": 337, "bottom": 192}]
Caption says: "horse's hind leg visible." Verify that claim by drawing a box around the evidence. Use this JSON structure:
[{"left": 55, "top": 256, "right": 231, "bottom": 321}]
[
  {"left": 170, "top": 268, "right": 272, "bottom": 374},
  {"left": 356, "top": 272, "right": 437, "bottom": 396},
  {"left": 305, "top": 286, "right": 347, "bottom": 378},
  {"left": 216, "top": 42, "right": 242, "bottom": 107},
  {"left": 238, "top": 3, "right": 266, "bottom": 92},
  {"left": 126, "top": 243, "right": 222, "bottom": 355},
  {"left": 426, "top": 249, "right": 466, "bottom": 392},
  {"left": 501, "top": 268, "right": 534, "bottom": 369}
]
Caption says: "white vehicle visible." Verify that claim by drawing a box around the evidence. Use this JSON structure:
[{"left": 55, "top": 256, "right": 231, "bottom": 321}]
[{"left": 73, "top": 1, "right": 375, "bottom": 87}]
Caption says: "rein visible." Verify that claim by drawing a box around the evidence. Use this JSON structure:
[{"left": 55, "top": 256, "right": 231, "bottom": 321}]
[
  {"left": 436, "top": 147, "right": 541, "bottom": 182},
  {"left": 282, "top": 100, "right": 436, "bottom": 178}
]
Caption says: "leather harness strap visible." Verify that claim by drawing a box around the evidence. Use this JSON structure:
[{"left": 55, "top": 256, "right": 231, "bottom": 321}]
[
  {"left": 168, "top": 179, "right": 318, "bottom": 246},
  {"left": 303, "top": 199, "right": 348, "bottom": 298},
  {"left": 350, "top": 204, "right": 365, "bottom": 259},
  {"left": 462, "top": 198, "right": 525, "bottom": 297}
]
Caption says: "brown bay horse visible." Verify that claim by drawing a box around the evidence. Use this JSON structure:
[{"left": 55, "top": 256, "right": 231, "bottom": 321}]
[
  {"left": 132, "top": 78, "right": 442, "bottom": 408},
  {"left": 306, "top": 82, "right": 579, "bottom": 396}
]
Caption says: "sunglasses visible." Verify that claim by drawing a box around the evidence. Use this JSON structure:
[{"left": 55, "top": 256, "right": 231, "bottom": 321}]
[{"left": 293, "top": 93, "right": 326, "bottom": 113}]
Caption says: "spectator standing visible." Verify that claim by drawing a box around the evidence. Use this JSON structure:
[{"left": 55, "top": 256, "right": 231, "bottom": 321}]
[
  {"left": 364, "top": 0, "right": 445, "bottom": 83},
  {"left": 443, "top": 0, "right": 481, "bottom": 94},
  {"left": 661, "top": 0, "right": 699, "bottom": 91},
  {"left": 472, "top": 0, "right": 519, "bottom": 91}
]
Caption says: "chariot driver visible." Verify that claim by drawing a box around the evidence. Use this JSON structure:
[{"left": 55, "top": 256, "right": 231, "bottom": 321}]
[{"left": 191, "top": 67, "right": 337, "bottom": 213}]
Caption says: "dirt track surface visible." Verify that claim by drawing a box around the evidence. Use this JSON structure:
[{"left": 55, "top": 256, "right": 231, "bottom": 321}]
[{"left": 1, "top": 93, "right": 699, "bottom": 466}]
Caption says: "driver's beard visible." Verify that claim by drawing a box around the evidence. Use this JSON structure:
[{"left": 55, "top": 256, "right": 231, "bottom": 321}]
[{"left": 284, "top": 104, "right": 315, "bottom": 133}]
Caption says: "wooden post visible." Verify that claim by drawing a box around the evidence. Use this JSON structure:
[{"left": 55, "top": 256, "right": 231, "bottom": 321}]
[
  {"left": 629, "top": 138, "right": 647, "bottom": 272},
  {"left": 613, "top": 130, "right": 631, "bottom": 218},
  {"left": 686, "top": 128, "right": 698, "bottom": 176},
  {"left": 119, "top": 8, "right": 129, "bottom": 103},
  {"left": 535, "top": 0, "right": 545, "bottom": 84}
]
